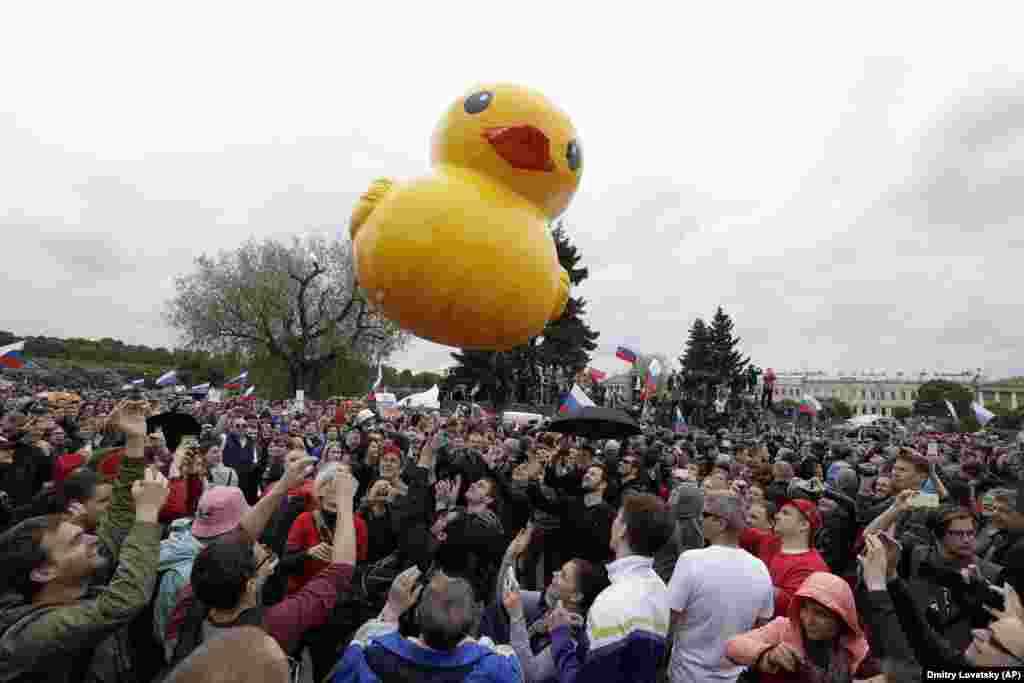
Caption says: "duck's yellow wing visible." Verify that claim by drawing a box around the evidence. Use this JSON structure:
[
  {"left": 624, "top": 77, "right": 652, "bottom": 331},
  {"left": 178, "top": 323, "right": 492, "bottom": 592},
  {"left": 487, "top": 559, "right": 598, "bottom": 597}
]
[
  {"left": 549, "top": 267, "right": 570, "bottom": 322},
  {"left": 349, "top": 178, "right": 395, "bottom": 240}
]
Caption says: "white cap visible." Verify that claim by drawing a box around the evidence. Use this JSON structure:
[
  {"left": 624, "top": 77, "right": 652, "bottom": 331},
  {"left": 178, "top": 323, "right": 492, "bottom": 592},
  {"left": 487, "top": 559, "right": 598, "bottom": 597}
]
[{"left": 355, "top": 409, "right": 375, "bottom": 426}]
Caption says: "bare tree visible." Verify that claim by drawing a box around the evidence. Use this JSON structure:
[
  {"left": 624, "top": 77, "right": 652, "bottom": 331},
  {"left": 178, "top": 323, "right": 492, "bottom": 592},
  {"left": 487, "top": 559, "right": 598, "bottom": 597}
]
[{"left": 165, "top": 234, "right": 407, "bottom": 397}]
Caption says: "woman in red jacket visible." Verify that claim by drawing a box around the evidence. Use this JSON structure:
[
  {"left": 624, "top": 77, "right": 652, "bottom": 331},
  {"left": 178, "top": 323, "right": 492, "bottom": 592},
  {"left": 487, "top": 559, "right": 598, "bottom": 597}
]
[{"left": 283, "top": 462, "right": 367, "bottom": 594}]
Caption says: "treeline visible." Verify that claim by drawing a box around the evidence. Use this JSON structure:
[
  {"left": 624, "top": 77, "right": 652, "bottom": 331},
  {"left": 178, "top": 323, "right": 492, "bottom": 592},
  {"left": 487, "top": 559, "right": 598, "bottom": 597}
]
[{"left": 0, "top": 331, "right": 443, "bottom": 399}]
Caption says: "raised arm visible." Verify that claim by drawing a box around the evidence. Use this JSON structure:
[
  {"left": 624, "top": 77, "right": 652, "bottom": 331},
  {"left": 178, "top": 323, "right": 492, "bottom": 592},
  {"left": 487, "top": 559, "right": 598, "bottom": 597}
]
[
  {"left": 96, "top": 402, "right": 149, "bottom": 565},
  {"left": 239, "top": 454, "right": 315, "bottom": 541}
]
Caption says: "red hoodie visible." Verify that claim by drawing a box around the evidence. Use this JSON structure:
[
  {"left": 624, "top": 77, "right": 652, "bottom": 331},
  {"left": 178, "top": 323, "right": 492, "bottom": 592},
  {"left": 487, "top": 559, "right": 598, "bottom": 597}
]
[{"left": 726, "top": 571, "right": 879, "bottom": 682}]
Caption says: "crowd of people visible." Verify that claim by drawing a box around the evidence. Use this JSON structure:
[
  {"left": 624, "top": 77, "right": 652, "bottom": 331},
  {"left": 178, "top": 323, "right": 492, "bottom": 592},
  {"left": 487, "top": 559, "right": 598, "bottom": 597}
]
[{"left": 2, "top": 379, "right": 1024, "bottom": 682}]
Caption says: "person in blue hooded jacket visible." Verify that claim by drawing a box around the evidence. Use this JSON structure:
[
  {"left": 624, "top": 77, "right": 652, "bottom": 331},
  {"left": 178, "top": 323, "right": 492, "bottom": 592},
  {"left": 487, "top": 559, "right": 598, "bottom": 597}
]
[{"left": 330, "top": 566, "right": 521, "bottom": 683}]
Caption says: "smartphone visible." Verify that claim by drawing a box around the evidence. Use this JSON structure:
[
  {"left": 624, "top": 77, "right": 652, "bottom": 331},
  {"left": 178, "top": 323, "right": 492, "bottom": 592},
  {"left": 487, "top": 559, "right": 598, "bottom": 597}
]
[{"left": 909, "top": 493, "right": 940, "bottom": 509}]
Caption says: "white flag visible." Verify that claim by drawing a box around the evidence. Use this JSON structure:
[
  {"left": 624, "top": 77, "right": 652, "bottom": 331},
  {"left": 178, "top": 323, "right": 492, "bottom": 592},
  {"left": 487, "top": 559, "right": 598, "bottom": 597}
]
[{"left": 972, "top": 401, "right": 995, "bottom": 426}]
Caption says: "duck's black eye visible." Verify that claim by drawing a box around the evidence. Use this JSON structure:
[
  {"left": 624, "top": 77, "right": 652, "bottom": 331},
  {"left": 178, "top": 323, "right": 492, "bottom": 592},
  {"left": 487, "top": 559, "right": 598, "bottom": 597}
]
[
  {"left": 464, "top": 91, "right": 494, "bottom": 115},
  {"left": 566, "top": 139, "right": 582, "bottom": 171}
]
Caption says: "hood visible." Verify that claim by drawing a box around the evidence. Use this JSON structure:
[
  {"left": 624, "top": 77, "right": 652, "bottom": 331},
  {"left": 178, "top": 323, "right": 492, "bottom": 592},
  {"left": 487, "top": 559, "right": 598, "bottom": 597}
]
[
  {"left": 670, "top": 483, "right": 704, "bottom": 520},
  {"left": 159, "top": 521, "right": 203, "bottom": 571},
  {"left": 371, "top": 630, "right": 507, "bottom": 668},
  {"left": 0, "top": 590, "right": 59, "bottom": 678},
  {"left": 788, "top": 572, "right": 869, "bottom": 669}
]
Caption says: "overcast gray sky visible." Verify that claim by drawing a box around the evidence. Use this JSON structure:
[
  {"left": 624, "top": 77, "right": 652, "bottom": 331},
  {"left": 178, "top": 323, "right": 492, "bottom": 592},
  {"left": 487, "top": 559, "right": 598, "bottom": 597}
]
[{"left": 3, "top": 2, "right": 1023, "bottom": 380}]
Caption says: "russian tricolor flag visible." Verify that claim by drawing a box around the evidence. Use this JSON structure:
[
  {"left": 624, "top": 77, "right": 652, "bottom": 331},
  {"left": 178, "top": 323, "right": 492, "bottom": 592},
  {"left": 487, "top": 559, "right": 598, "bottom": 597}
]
[
  {"left": 559, "top": 384, "right": 596, "bottom": 414},
  {"left": 673, "top": 407, "right": 688, "bottom": 433},
  {"left": 0, "top": 341, "right": 26, "bottom": 369},
  {"left": 615, "top": 346, "right": 638, "bottom": 364}
]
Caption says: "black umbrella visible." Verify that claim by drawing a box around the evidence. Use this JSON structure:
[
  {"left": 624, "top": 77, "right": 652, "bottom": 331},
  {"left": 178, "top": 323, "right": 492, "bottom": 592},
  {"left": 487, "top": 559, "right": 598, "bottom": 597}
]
[
  {"left": 146, "top": 411, "right": 202, "bottom": 453},
  {"left": 547, "top": 407, "right": 643, "bottom": 440}
]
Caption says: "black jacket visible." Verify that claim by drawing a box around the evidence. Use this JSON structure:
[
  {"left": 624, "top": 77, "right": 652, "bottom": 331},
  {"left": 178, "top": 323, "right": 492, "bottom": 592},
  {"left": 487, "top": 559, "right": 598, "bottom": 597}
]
[
  {"left": 887, "top": 576, "right": 972, "bottom": 670},
  {"left": 525, "top": 481, "right": 614, "bottom": 566}
]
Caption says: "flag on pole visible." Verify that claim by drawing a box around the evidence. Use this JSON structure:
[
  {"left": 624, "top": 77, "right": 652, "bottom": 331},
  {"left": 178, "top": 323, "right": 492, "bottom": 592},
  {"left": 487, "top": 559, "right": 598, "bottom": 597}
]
[
  {"left": 589, "top": 368, "right": 607, "bottom": 383},
  {"left": 799, "top": 394, "right": 822, "bottom": 415},
  {"left": 0, "top": 341, "right": 26, "bottom": 369},
  {"left": 190, "top": 383, "right": 211, "bottom": 395},
  {"left": 121, "top": 378, "right": 145, "bottom": 391},
  {"left": 673, "top": 407, "right": 688, "bottom": 433},
  {"left": 642, "top": 359, "right": 663, "bottom": 399},
  {"left": 368, "top": 362, "right": 383, "bottom": 400},
  {"left": 945, "top": 399, "right": 959, "bottom": 423},
  {"left": 615, "top": 346, "right": 638, "bottom": 364},
  {"left": 972, "top": 401, "right": 994, "bottom": 426},
  {"left": 559, "top": 384, "right": 596, "bottom": 414},
  {"left": 241, "top": 385, "right": 256, "bottom": 401},
  {"left": 224, "top": 371, "right": 249, "bottom": 390},
  {"left": 156, "top": 370, "right": 178, "bottom": 387}
]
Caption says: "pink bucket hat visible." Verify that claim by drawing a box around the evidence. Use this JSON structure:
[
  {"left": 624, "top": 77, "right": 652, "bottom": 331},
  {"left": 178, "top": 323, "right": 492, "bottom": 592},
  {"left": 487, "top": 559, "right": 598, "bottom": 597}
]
[{"left": 192, "top": 486, "right": 250, "bottom": 539}]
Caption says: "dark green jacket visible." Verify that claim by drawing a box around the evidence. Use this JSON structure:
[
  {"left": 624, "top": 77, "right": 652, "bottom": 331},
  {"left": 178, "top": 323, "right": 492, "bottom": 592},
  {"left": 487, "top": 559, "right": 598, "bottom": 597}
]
[{"left": 0, "top": 459, "right": 159, "bottom": 683}]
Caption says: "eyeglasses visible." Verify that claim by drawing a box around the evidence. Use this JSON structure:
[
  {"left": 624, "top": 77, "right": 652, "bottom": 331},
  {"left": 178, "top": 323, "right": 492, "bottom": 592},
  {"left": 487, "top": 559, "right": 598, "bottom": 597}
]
[{"left": 974, "top": 628, "right": 1024, "bottom": 664}]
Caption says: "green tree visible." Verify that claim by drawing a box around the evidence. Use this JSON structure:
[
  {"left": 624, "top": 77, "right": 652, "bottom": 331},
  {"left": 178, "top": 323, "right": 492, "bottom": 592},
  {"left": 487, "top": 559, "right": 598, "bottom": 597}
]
[
  {"left": 892, "top": 406, "right": 912, "bottom": 420},
  {"left": 679, "top": 317, "right": 712, "bottom": 396},
  {"left": 165, "top": 234, "right": 407, "bottom": 398},
  {"left": 411, "top": 371, "right": 443, "bottom": 389},
  {"left": 913, "top": 380, "right": 975, "bottom": 421},
  {"left": 832, "top": 398, "right": 855, "bottom": 420},
  {"left": 450, "top": 221, "right": 599, "bottom": 409},
  {"left": 708, "top": 306, "right": 749, "bottom": 394}
]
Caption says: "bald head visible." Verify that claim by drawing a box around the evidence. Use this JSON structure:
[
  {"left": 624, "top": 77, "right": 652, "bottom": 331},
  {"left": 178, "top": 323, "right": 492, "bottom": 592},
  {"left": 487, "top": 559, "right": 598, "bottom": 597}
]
[{"left": 164, "top": 627, "right": 289, "bottom": 683}]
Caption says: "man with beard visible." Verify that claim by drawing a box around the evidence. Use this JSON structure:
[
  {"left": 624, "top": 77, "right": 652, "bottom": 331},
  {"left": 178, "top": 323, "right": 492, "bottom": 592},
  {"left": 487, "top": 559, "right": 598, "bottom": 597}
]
[
  {"left": 525, "top": 463, "right": 615, "bottom": 566},
  {"left": 432, "top": 476, "right": 508, "bottom": 605}
]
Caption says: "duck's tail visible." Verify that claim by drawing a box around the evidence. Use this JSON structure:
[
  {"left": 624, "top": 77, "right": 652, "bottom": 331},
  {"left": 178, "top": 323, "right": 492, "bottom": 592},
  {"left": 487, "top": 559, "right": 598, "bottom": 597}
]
[{"left": 350, "top": 178, "right": 394, "bottom": 240}]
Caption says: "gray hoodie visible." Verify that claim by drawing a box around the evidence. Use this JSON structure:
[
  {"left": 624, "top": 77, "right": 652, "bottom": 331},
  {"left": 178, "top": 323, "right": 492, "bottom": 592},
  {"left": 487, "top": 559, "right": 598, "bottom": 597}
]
[{"left": 654, "top": 483, "right": 704, "bottom": 582}]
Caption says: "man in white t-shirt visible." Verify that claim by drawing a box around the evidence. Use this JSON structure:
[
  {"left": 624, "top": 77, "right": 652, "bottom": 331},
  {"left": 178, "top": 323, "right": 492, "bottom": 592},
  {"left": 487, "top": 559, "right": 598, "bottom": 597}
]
[{"left": 667, "top": 491, "right": 773, "bottom": 683}]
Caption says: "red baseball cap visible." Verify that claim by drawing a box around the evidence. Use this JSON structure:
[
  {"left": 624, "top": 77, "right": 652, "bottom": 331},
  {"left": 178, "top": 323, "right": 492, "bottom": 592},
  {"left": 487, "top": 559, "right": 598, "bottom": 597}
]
[{"left": 783, "top": 498, "right": 821, "bottom": 533}]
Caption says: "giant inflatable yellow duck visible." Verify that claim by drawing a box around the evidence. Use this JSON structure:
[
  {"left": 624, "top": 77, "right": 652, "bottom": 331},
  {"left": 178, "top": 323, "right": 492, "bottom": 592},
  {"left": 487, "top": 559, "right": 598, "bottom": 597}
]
[{"left": 350, "top": 83, "right": 582, "bottom": 350}]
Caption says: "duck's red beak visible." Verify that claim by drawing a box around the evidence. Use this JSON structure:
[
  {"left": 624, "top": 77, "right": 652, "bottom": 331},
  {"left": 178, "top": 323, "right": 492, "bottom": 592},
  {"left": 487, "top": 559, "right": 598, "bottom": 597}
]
[{"left": 483, "top": 125, "right": 555, "bottom": 172}]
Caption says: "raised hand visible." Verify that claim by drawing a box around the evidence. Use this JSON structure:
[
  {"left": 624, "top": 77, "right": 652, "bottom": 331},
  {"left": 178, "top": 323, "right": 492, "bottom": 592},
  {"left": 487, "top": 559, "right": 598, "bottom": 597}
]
[
  {"left": 386, "top": 566, "right": 424, "bottom": 616},
  {"left": 132, "top": 467, "right": 170, "bottom": 520},
  {"left": 280, "top": 455, "right": 316, "bottom": 491}
]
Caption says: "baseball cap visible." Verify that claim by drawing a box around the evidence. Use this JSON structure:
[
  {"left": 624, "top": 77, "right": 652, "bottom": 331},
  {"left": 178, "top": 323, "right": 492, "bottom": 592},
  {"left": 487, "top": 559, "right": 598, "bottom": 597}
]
[
  {"left": 193, "top": 486, "right": 250, "bottom": 540},
  {"left": 782, "top": 498, "right": 821, "bottom": 533}
]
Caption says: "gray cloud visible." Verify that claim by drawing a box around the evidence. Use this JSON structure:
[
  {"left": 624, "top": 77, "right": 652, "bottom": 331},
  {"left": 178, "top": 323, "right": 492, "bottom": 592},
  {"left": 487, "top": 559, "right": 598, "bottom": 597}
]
[{"left": 3, "top": 53, "right": 1024, "bottom": 382}]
